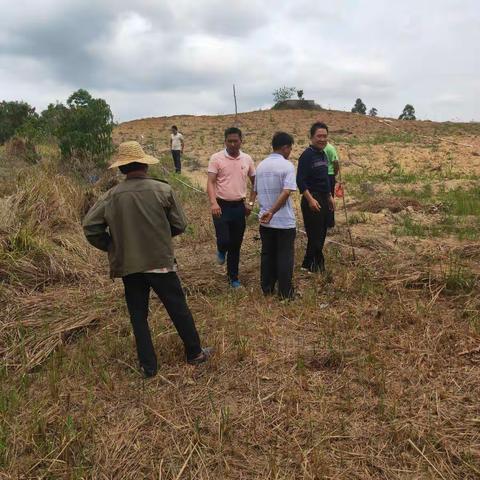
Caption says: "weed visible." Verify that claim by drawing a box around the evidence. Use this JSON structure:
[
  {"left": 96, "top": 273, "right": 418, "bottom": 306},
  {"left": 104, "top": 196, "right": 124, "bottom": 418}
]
[
  {"left": 392, "top": 215, "right": 429, "bottom": 237},
  {"left": 218, "top": 405, "right": 231, "bottom": 444},
  {"left": 392, "top": 183, "right": 433, "bottom": 201},
  {"left": 440, "top": 186, "right": 480, "bottom": 216},
  {"left": 234, "top": 335, "right": 251, "bottom": 361},
  {"left": 348, "top": 212, "right": 368, "bottom": 225},
  {"left": 442, "top": 259, "right": 476, "bottom": 294}
]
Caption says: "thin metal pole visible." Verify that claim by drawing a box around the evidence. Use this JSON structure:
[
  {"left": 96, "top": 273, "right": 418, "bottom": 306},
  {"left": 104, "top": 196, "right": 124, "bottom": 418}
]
[
  {"left": 233, "top": 84, "right": 238, "bottom": 124},
  {"left": 340, "top": 150, "right": 356, "bottom": 261}
]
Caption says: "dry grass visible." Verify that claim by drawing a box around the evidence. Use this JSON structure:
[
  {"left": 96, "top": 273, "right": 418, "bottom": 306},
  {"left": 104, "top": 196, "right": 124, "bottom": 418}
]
[{"left": 0, "top": 109, "right": 479, "bottom": 479}]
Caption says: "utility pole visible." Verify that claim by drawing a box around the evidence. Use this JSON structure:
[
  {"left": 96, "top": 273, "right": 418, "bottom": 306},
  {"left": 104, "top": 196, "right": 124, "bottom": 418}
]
[{"left": 233, "top": 84, "right": 238, "bottom": 125}]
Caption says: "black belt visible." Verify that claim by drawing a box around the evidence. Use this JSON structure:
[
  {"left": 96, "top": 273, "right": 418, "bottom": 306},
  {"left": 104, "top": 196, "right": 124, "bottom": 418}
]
[{"left": 217, "top": 198, "right": 244, "bottom": 205}]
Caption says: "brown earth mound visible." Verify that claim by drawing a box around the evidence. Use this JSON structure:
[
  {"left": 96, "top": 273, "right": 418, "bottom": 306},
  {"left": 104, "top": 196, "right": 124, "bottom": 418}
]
[{"left": 357, "top": 196, "right": 423, "bottom": 213}]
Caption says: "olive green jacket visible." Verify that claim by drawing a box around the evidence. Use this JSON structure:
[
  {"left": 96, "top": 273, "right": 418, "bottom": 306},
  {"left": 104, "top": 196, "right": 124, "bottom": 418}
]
[{"left": 82, "top": 177, "right": 187, "bottom": 278}]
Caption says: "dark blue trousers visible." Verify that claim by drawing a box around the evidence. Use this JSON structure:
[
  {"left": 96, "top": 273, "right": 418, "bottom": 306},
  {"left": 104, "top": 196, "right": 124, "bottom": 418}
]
[
  {"left": 212, "top": 199, "right": 246, "bottom": 282},
  {"left": 171, "top": 150, "right": 181, "bottom": 173}
]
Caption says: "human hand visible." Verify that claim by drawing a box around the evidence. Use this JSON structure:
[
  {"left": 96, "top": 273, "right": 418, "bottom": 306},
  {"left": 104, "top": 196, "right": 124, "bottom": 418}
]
[
  {"left": 245, "top": 203, "right": 253, "bottom": 217},
  {"left": 260, "top": 211, "right": 273, "bottom": 224},
  {"left": 328, "top": 196, "right": 335, "bottom": 212},
  {"left": 211, "top": 203, "right": 222, "bottom": 217},
  {"left": 309, "top": 199, "right": 321, "bottom": 212}
]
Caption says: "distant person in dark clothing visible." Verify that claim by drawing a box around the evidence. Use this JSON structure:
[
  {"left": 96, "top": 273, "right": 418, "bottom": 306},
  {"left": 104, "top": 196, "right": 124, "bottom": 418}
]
[
  {"left": 296, "top": 122, "right": 335, "bottom": 273},
  {"left": 170, "top": 125, "right": 184, "bottom": 173}
]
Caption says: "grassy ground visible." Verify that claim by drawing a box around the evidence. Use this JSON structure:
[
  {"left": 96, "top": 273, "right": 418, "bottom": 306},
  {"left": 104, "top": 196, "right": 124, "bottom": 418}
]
[{"left": 1, "top": 109, "right": 479, "bottom": 479}]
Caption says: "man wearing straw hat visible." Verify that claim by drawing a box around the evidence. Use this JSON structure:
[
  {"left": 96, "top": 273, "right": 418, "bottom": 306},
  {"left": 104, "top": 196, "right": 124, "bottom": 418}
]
[{"left": 83, "top": 141, "right": 212, "bottom": 378}]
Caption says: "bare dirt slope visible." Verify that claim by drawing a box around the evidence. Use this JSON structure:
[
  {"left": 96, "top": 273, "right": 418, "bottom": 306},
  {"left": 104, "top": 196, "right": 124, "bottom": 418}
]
[{"left": 115, "top": 109, "right": 480, "bottom": 184}]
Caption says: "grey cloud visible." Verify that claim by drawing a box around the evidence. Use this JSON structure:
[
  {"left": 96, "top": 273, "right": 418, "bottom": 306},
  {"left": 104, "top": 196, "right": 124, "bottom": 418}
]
[{"left": 0, "top": 0, "right": 478, "bottom": 122}]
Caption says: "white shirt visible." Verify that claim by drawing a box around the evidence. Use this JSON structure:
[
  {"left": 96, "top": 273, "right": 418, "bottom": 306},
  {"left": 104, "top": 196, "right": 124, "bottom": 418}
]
[
  {"left": 254, "top": 153, "right": 296, "bottom": 229},
  {"left": 170, "top": 132, "right": 184, "bottom": 150}
]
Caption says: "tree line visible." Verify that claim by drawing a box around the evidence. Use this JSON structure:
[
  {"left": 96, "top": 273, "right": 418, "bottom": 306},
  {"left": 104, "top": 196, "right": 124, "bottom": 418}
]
[
  {"left": 0, "top": 89, "right": 115, "bottom": 167},
  {"left": 351, "top": 98, "right": 416, "bottom": 120},
  {"left": 272, "top": 87, "right": 416, "bottom": 120}
]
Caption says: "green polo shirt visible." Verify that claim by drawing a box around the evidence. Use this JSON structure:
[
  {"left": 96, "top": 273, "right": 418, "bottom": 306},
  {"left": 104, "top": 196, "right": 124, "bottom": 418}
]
[{"left": 324, "top": 143, "right": 339, "bottom": 175}]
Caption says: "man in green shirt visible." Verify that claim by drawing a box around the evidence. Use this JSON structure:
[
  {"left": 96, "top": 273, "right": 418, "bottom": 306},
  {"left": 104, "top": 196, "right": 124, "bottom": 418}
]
[
  {"left": 324, "top": 142, "right": 339, "bottom": 228},
  {"left": 83, "top": 141, "right": 211, "bottom": 377},
  {"left": 324, "top": 142, "right": 339, "bottom": 196}
]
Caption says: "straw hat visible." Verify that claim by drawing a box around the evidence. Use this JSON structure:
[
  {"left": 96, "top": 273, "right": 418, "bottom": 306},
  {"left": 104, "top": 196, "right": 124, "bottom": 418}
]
[{"left": 108, "top": 141, "right": 159, "bottom": 169}]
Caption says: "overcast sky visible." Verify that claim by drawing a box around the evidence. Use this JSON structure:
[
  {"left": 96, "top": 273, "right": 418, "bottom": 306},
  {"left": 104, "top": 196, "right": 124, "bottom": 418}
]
[{"left": 1, "top": 0, "right": 478, "bottom": 122}]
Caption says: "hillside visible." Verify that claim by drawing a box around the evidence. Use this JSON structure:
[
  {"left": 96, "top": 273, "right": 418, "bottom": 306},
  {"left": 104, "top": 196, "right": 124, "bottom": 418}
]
[{"left": 1, "top": 109, "right": 479, "bottom": 479}]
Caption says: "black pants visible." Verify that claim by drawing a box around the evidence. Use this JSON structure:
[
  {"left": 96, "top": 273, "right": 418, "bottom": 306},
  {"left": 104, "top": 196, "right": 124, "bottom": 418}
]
[
  {"left": 260, "top": 226, "right": 296, "bottom": 299},
  {"left": 122, "top": 272, "right": 202, "bottom": 373},
  {"left": 328, "top": 175, "right": 336, "bottom": 228},
  {"left": 301, "top": 192, "right": 330, "bottom": 272},
  {"left": 171, "top": 150, "right": 181, "bottom": 173},
  {"left": 329, "top": 175, "right": 336, "bottom": 197},
  {"left": 212, "top": 199, "right": 246, "bottom": 282}
]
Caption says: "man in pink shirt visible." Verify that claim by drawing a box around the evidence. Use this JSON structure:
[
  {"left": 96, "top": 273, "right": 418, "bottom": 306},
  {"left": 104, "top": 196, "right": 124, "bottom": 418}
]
[{"left": 207, "top": 127, "right": 255, "bottom": 288}]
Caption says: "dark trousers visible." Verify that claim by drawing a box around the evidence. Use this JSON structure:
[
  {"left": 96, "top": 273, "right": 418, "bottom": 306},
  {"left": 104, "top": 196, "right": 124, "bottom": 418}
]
[
  {"left": 260, "top": 226, "right": 296, "bottom": 299},
  {"left": 213, "top": 199, "right": 246, "bottom": 281},
  {"left": 122, "top": 272, "right": 202, "bottom": 373},
  {"left": 171, "top": 150, "right": 181, "bottom": 173},
  {"left": 328, "top": 175, "right": 336, "bottom": 228},
  {"left": 301, "top": 192, "right": 330, "bottom": 272},
  {"left": 329, "top": 175, "right": 336, "bottom": 196}
]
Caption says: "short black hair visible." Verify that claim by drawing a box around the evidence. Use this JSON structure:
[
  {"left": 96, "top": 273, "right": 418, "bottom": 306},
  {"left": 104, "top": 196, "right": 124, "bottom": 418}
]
[
  {"left": 171, "top": 125, "right": 178, "bottom": 130},
  {"left": 272, "top": 131, "right": 294, "bottom": 150},
  {"left": 119, "top": 162, "right": 148, "bottom": 174},
  {"left": 310, "top": 121, "right": 329, "bottom": 137},
  {"left": 224, "top": 127, "right": 242, "bottom": 139}
]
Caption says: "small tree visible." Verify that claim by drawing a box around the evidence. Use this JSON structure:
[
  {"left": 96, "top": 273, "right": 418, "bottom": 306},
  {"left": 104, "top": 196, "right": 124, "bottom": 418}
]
[
  {"left": 351, "top": 98, "right": 367, "bottom": 115},
  {"left": 368, "top": 107, "right": 378, "bottom": 117},
  {"left": 297, "top": 90, "right": 304, "bottom": 100},
  {"left": 55, "top": 89, "right": 115, "bottom": 165},
  {"left": 0, "top": 101, "right": 38, "bottom": 144},
  {"left": 273, "top": 86, "right": 296, "bottom": 104},
  {"left": 40, "top": 102, "right": 69, "bottom": 140},
  {"left": 399, "top": 104, "right": 416, "bottom": 120}
]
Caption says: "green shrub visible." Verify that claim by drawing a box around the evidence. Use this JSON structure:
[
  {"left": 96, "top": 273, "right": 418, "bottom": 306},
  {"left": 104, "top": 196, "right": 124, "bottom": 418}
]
[
  {"left": 0, "top": 101, "right": 38, "bottom": 144},
  {"left": 53, "top": 89, "right": 115, "bottom": 166}
]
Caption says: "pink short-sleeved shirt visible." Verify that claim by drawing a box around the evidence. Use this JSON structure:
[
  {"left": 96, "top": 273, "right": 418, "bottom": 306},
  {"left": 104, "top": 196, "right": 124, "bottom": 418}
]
[{"left": 208, "top": 149, "right": 255, "bottom": 201}]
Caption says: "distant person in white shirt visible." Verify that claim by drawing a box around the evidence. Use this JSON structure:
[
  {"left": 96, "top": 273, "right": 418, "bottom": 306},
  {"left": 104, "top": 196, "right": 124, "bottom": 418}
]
[
  {"left": 248, "top": 132, "right": 297, "bottom": 299},
  {"left": 170, "top": 125, "right": 184, "bottom": 173}
]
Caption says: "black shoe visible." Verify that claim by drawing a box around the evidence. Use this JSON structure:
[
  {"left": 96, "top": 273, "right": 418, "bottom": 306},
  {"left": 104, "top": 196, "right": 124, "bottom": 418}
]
[
  {"left": 187, "top": 347, "right": 214, "bottom": 365},
  {"left": 142, "top": 367, "right": 157, "bottom": 378}
]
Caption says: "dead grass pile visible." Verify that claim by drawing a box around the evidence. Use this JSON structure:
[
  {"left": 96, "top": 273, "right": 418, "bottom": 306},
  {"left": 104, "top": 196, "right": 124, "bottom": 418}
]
[
  {"left": 0, "top": 165, "right": 101, "bottom": 292},
  {"left": 4, "top": 137, "right": 39, "bottom": 164},
  {"left": 1, "top": 284, "right": 123, "bottom": 371},
  {"left": 0, "top": 164, "right": 108, "bottom": 374},
  {"left": 13, "top": 165, "right": 84, "bottom": 232}
]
